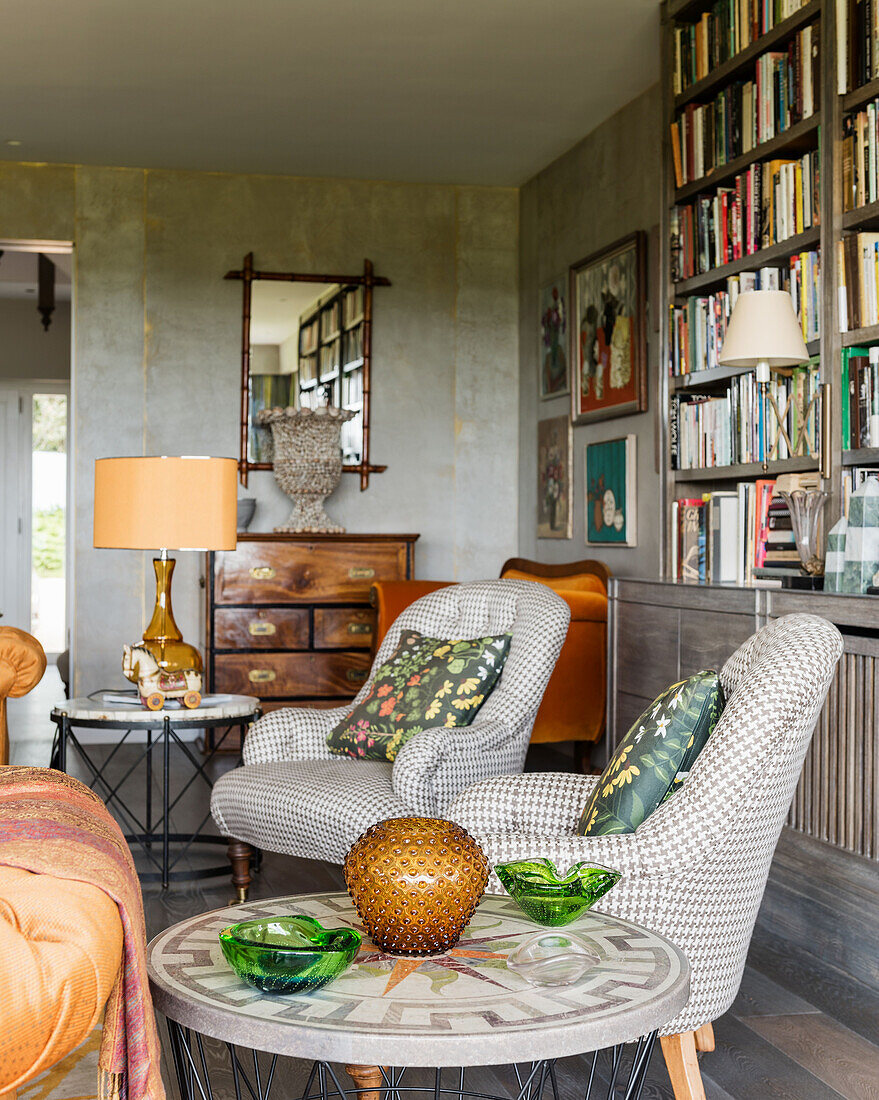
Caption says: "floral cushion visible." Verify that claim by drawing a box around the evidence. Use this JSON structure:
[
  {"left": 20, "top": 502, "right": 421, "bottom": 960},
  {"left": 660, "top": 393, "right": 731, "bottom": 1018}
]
[
  {"left": 327, "top": 630, "right": 512, "bottom": 761},
  {"left": 576, "top": 670, "right": 725, "bottom": 836}
]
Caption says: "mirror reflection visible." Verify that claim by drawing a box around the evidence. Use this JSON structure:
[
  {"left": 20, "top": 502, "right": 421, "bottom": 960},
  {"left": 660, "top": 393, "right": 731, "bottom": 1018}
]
[{"left": 248, "top": 280, "right": 366, "bottom": 467}]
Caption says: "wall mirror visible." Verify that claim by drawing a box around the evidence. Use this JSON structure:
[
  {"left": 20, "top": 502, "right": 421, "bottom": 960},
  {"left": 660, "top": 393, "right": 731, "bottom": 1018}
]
[{"left": 226, "top": 254, "right": 390, "bottom": 490}]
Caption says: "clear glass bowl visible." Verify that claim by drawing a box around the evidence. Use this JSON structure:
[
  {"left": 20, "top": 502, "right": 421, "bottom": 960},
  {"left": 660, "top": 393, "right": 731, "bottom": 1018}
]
[
  {"left": 494, "top": 857, "right": 621, "bottom": 925},
  {"left": 219, "top": 915, "right": 361, "bottom": 994},
  {"left": 506, "top": 930, "right": 600, "bottom": 986}
]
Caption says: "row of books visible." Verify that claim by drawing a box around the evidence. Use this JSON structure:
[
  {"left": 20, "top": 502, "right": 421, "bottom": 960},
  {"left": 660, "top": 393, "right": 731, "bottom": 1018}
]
[
  {"left": 343, "top": 285, "right": 365, "bottom": 328},
  {"left": 842, "top": 99, "right": 879, "bottom": 212},
  {"left": 319, "top": 299, "right": 342, "bottom": 342},
  {"left": 671, "top": 472, "right": 816, "bottom": 585},
  {"left": 319, "top": 339, "right": 341, "bottom": 377},
  {"left": 842, "top": 345, "right": 879, "bottom": 448},
  {"left": 346, "top": 325, "right": 364, "bottom": 364},
  {"left": 672, "top": 0, "right": 810, "bottom": 95},
  {"left": 839, "top": 231, "right": 879, "bottom": 329},
  {"left": 299, "top": 317, "right": 319, "bottom": 355},
  {"left": 669, "top": 253, "right": 820, "bottom": 377},
  {"left": 670, "top": 361, "right": 821, "bottom": 469},
  {"left": 670, "top": 24, "right": 819, "bottom": 189},
  {"left": 842, "top": 0, "right": 879, "bottom": 92},
  {"left": 670, "top": 151, "right": 820, "bottom": 280},
  {"left": 843, "top": 465, "right": 879, "bottom": 514},
  {"left": 342, "top": 366, "right": 363, "bottom": 408}
]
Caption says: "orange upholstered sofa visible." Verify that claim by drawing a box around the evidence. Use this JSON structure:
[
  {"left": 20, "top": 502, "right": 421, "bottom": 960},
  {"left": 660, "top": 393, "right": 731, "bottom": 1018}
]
[
  {"left": 0, "top": 627, "right": 47, "bottom": 766},
  {"left": 371, "top": 558, "right": 610, "bottom": 769}
]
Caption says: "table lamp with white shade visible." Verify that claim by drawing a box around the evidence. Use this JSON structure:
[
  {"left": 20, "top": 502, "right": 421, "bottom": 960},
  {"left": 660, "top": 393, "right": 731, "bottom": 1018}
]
[
  {"left": 94, "top": 456, "right": 237, "bottom": 687},
  {"left": 718, "top": 289, "right": 811, "bottom": 470}
]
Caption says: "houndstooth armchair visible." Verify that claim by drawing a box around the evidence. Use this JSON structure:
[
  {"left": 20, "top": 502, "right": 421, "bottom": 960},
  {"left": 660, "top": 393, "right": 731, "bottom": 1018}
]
[
  {"left": 211, "top": 580, "right": 570, "bottom": 897},
  {"left": 451, "top": 613, "right": 842, "bottom": 1100}
]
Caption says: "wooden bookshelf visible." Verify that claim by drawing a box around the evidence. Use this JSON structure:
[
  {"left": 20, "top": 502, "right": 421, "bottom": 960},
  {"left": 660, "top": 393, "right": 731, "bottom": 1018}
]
[
  {"left": 842, "top": 324, "right": 879, "bottom": 347},
  {"left": 673, "top": 228, "right": 821, "bottom": 296},
  {"left": 843, "top": 74, "right": 879, "bottom": 113},
  {"left": 670, "top": 336, "right": 820, "bottom": 391},
  {"left": 842, "top": 199, "right": 879, "bottom": 231},
  {"left": 841, "top": 447, "right": 879, "bottom": 466},
  {"left": 674, "top": 457, "right": 819, "bottom": 482}
]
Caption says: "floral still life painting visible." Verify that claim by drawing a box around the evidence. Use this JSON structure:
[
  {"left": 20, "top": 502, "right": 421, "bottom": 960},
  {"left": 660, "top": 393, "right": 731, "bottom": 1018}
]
[
  {"left": 539, "top": 276, "right": 569, "bottom": 399},
  {"left": 570, "top": 232, "right": 647, "bottom": 424},
  {"left": 537, "top": 415, "right": 573, "bottom": 539},
  {"left": 585, "top": 435, "right": 637, "bottom": 546},
  {"left": 326, "top": 630, "right": 512, "bottom": 761}
]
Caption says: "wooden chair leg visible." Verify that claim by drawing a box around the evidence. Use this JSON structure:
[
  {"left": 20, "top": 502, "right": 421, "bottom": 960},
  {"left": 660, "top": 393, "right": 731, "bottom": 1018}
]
[
  {"left": 660, "top": 1031, "right": 706, "bottom": 1100},
  {"left": 345, "top": 1064, "right": 386, "bottom": 1100},
  {"left": 227, "top": 839, "right": 253, "bottom": 903},
  {"left": 694, "top": 1022, "right": 715, "bottom": 1052}
]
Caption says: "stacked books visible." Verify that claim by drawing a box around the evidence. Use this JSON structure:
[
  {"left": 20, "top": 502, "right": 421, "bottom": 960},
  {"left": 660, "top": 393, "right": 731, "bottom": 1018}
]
[
  {"left": 669, "top": 254, "right": 820, "bottom": 377},
  {"left": 842, "top": 99, "right": 879, "bottom": 211},
  {"left": 839, "top": 232, "right": 879, "bottom": 329},
  {"left": 842, "top": 0, "right": 879, "bottom": 91},
  {"left": 672, "top": 472, "right": 817, "bottom": 585},
  {"left": 841, "top": 345, "right": 879, "bottom": 449},
  {"left": 672, "top": 0, "right": 810, "bottom": 95},
  {"left": 671, "top": 24, "right": 819, "bottom": 189},
  {"left": 670, "top": 359, "right": 821, "bottom": 468},
  {"left": 671, "top": 151, "right": 820, "bottom": 280}
]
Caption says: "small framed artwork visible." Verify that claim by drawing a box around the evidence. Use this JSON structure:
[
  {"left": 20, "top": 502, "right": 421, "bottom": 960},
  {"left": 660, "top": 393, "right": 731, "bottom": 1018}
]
[
  {"left": 537, "top": 415, "right": 573, "bottom": 539},
  {"left": 539, "top": 275, "right": 569, "bottom": 399},
  {"left": 570, "top": 231, "right": 647, "bottom": 424},
  {"left": 585, "top": 435, "right": 637, "bottom": 547}
]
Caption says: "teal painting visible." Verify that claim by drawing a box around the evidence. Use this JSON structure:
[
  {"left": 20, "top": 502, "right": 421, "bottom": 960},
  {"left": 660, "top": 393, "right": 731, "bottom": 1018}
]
[{"left": 585, "top": 435, "right": 636, "bottom": 546}]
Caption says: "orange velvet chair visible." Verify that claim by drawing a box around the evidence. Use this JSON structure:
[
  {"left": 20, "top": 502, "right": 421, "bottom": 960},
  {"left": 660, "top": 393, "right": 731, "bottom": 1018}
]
[
  {"left": 370, "top": 558, "right": 610, "bottom": 770},
  {"left": 0, "top": 628, "right": 47, "bottom": 767}
]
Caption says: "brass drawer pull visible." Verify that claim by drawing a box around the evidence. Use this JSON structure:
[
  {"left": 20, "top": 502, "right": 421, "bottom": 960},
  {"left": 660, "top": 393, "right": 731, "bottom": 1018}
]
[
  {"left": 348, "top": 567, "right": 375, "bottom": 580},
  {"left": 249, "top": 566, "right": 276, "bottom": 580},
  {"left": 348, "top": 622, "right": 373, "bottom": 636},
  {"left": 249, "top": 621, "right": 277, "bottom": 636},
  {"left": 248, "top": 669, "right": 277, "bottom": 683},
  {"left": 346, "top": 669, "right": 368, "bottom": 683}
]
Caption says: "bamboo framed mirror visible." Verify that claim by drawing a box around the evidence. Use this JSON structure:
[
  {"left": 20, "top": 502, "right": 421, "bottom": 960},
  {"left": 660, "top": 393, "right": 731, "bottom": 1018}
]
[{"left": 226, "top": 253, "right": 391, "bottom": 490}]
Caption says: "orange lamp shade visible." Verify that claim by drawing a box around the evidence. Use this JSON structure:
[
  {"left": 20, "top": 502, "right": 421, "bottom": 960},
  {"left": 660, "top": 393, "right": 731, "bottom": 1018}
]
[{"left": 93, "top": 456, "right": 238, "bottom": 551}]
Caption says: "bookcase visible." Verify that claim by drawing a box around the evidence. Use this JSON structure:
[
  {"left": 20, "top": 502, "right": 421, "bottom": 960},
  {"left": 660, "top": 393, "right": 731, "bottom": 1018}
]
[
  {"left": 660, "top": 0, "right": 843, "bottom": 578},
  {"left": 297, "top": 284, "right": 366, "bottom": 465}
]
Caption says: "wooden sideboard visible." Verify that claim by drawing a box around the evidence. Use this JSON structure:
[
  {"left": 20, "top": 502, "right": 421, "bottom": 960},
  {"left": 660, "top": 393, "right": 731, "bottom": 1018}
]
[
  {"left": 206, "top": 534, "right": 418, "bottom": 722},
  {"left": 608, "top": 577, "right": 879, "bottom": 995}
]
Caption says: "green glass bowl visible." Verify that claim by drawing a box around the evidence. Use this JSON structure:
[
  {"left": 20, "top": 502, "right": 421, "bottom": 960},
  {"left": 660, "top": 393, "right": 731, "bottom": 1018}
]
[
  {"left": 494, "top": 857, "right": 621, "bottom": 926},
  {"left": 219, "top": 915, "right": 361, "bottom": 994}
]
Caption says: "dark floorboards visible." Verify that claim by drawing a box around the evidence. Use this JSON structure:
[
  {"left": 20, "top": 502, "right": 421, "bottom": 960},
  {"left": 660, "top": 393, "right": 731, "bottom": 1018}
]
[{"left": 62, "top": 741, "right": 879, "bottom": 1100}]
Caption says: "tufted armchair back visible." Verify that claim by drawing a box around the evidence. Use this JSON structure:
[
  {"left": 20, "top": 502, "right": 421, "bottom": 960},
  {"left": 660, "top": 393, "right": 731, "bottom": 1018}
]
[{"left": 0, "top": 628, "right": 47, "bottom": 766}]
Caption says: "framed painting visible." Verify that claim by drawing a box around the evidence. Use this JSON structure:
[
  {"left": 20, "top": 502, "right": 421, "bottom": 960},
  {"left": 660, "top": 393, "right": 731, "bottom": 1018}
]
[
  {"left": 570, "top": 231, "right": 647, "bottom": 424},
  {"left": 585, "top": 435, "right": 637, "bottom": 547},
  {"left": 538, "top": 275, "right": 569, "bottom": 399},
  {"left": 537, "top": 415, "right": 573, "bottom": 539}
]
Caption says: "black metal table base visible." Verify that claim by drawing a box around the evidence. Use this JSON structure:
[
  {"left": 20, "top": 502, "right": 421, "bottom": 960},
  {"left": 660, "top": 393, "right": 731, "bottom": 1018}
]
[
  {"left": 166, "top": 1020, "right": 659, "bottom": 1100},
  {"left": 51, "top": 711, "right": 255, "bottom": 888}
]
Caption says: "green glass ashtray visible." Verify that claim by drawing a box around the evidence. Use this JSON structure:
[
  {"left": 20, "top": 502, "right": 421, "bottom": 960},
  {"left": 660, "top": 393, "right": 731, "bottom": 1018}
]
[
  {"left": 219, "top": 915, "right": 361, "bottom": 994},
  {"left": 495, "top": 857, "right": 621, "bottom": 926}
]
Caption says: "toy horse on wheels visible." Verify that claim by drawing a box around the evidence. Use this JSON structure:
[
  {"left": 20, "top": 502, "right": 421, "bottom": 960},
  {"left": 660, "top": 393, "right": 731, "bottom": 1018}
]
[{"left": 122, "top": 644, "right": 202, "bottom": 710}]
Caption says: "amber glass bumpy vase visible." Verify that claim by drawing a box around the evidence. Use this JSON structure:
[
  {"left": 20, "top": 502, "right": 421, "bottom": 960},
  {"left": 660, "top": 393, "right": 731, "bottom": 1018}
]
[{"left": 343, "top": 816, "right": 490, "bottom": 956}]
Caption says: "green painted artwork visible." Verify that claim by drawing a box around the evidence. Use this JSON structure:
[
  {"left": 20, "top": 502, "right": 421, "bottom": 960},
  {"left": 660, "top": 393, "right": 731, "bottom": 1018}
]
[{"left": 585, "top": 435, "right": 636, "bottom": 546}]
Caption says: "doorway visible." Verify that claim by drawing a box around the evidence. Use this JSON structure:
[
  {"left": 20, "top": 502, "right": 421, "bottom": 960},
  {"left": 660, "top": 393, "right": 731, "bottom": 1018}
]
[{"left": 0, "top": 241, "right": 73, "bottom": 759}]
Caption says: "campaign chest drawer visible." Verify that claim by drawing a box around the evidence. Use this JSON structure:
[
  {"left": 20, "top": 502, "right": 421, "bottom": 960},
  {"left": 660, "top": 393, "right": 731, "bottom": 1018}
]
[
  {"left": 213, "top": 607, "right": 310, "bottom": 650},
  {"left": 313, "top": 608, "right": 376, "bottom": 649},
  {"left": 213, "top": 652, "right": 371, "bottom": 698}
]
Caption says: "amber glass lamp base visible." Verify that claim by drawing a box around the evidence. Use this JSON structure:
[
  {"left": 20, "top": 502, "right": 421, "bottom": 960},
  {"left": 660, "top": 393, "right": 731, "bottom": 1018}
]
[{"left": 142, "top": 556, "right": 203, "bottom": 674}]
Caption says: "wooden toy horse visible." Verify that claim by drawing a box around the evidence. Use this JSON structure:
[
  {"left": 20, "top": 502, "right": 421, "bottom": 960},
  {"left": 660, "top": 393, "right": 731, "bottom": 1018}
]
[{"left": 122, "top": 644, "right": 202, "bottom": 710}]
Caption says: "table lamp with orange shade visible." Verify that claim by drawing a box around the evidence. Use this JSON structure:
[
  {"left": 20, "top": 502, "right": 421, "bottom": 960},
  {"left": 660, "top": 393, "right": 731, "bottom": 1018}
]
[{"left": 94, "top": 456, "right": 237, "bottom": 708}]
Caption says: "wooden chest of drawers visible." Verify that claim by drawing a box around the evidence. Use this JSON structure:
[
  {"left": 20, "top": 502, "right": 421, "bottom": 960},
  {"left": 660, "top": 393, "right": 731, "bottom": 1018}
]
[{"left": 206, "top": 534, "right": 418, "bottom": 718}]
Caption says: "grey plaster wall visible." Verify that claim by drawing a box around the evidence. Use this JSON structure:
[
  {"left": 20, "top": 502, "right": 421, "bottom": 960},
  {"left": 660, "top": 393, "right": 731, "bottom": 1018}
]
[
  {"left": 0, "top": 163, "right": 519, "bottom": 694},
  {"left": 0, "top": 299, "right": 71, "bottom": 380},
  {"left": 518, "top": 87, "right": 663, "bottom": 577}
]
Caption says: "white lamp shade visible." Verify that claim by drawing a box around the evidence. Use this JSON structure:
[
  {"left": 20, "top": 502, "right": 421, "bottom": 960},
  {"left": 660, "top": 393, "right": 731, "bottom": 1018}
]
[{"left": 718, "top": 290, "right": 810, "bottom": 368}]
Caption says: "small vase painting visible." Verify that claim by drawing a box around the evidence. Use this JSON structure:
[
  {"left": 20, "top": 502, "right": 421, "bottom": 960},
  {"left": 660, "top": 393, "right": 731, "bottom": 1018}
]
[
  {"left": 537, "top": 416, "right": 573, "bottom": 539},
  {"left": 539, "top": 276, "right": 569, "bottom": 399},
  {"left": 585, "top": 435, "right": 637, "bottom": 546}
]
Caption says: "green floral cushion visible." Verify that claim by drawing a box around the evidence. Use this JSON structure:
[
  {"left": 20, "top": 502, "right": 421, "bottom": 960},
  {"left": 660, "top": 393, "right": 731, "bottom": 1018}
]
[
  {"left": 327, "top": 630, "right": 512, "bottom": 762},
  {"left": 577, "top": 670, "right": 725, "bottom": 836}
]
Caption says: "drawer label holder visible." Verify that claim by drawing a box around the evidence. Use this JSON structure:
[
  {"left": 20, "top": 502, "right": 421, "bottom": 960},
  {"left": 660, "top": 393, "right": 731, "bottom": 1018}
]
[{"left": 248, "top": 669, "right": 277, "bottom": 683}]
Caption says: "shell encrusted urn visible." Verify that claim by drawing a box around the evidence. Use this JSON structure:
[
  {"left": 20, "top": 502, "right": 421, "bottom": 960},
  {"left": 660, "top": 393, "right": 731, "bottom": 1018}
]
[
  {"left": 257, "top": 405, "right": 354, "bottom": 534},
  {"left": 343, "top": 816, "right": 490, "bottom": 956}
]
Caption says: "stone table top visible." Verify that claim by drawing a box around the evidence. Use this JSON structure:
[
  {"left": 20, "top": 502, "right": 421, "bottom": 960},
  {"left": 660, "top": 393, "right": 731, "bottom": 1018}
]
[
  {"left": 52, "top": 694, "right": 260, "bottom": 724},
  {"left": 147, "top": 891, "right": 689, "bottom": 1067}
]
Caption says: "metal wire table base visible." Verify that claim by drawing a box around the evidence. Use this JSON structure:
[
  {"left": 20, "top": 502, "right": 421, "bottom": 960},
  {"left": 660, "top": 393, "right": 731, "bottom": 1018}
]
[{"left": 166, "top": 1020, "right": 659, "bottom": 1100}]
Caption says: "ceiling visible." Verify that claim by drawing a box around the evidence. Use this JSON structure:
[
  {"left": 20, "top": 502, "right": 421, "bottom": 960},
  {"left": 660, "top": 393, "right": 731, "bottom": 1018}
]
[
  {"left": 250, "top": 281, "right": 329, "bottom": 344},
  {"left": 0, "top": 249, "right": 72, "bottom": 300},
  {"left": 0, "top": 0, "right": 660, "bottom": 186}
]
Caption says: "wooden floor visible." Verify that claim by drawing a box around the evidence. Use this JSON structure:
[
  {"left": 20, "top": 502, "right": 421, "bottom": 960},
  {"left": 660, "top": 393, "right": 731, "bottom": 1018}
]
[{"left": 61, "top": 741, "right": 879, "bottom": 1100}]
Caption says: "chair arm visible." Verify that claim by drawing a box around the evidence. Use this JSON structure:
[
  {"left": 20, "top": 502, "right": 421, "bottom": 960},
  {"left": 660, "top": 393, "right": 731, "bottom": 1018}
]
[
  {"left": 472, "top": 830, "right": 644, "bottom": 894},
  {"left": 243, "top": 705, "right": 352, "bottom": 765},
  {"left": 563, "top": 591, "right": 608, "bottom": 623},
  {"left": 451, "top": 772, "right": 599, "bottom": 834},
  {"left": 392, "top": 719, "right": 517, "bottom": 817}
]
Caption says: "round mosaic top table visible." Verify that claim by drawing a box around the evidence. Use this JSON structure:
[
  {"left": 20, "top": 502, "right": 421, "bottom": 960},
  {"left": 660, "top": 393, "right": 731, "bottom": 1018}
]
[{"left": 147, "top": 891, "right": 690, "bottom": 1068}]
